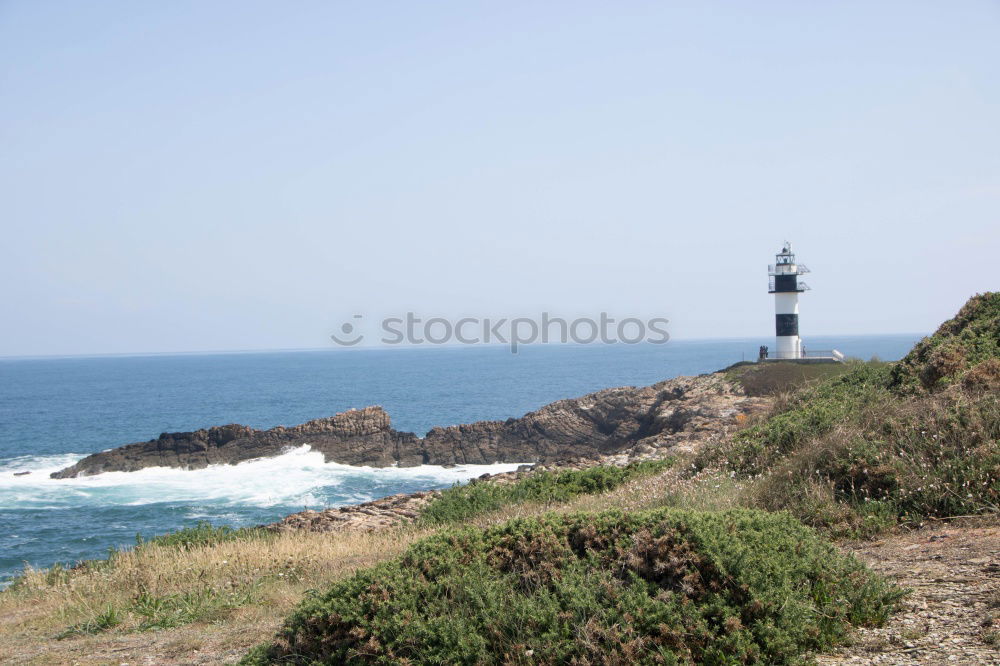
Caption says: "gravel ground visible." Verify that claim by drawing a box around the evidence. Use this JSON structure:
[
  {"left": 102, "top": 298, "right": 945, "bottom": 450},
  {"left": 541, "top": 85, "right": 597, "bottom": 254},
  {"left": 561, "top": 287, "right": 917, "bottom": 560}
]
[{"left": 817, "top": 523, "right": 1000, "bottom": 665}]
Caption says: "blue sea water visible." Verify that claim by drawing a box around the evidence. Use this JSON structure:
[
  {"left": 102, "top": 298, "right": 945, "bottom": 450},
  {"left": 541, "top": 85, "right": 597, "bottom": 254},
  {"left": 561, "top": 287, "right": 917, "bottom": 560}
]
[{"left": 0, "top": 335, "right": 921, "bottom": 583}]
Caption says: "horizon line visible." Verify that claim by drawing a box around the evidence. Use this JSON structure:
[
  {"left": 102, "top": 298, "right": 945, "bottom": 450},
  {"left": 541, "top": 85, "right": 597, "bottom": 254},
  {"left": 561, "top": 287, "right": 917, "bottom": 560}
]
[{"left": 0, "top": 332, "right": 929, "bottom": 362}]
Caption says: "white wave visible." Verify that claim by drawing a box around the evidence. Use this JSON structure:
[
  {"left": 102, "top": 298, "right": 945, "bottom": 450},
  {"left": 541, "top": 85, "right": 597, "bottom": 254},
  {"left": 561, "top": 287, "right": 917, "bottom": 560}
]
[
  {"left": 0, "top": 446, "right": 526, "bottom": 510},
  {"left": 0, "top": 452, "right": 88, "bottom": 476}
]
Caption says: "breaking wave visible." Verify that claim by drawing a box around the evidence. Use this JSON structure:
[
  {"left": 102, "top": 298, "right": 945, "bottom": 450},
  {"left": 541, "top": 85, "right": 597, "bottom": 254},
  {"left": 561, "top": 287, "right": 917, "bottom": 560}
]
[{"left": 0, "top": 447, "right": 526, "bottom": 510}]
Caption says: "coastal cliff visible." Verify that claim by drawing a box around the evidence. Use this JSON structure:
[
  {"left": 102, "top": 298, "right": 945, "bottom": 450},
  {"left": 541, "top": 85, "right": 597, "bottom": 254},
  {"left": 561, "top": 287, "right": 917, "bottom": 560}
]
[{"left": 50, "top": 373, "right": 767, "bottom": 478}]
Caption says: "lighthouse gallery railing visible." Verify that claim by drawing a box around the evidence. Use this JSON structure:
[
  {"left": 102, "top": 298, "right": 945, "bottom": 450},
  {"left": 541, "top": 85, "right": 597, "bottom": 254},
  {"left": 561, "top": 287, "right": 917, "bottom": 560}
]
[{"left": 765, "top": 349, "right": 845, "bottom": 361}]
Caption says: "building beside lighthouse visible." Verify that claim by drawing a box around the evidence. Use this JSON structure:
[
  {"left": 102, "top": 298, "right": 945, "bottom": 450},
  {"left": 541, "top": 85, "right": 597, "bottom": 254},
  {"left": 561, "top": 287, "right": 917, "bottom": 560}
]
[{"left": 764, "top": 243, "right": 843, "bottom": 362}]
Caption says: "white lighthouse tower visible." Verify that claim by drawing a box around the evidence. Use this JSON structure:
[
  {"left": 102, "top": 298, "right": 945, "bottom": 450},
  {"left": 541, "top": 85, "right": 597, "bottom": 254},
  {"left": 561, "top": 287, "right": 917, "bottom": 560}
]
[{"left": 768, "top": 242, "right": 809, "bottom": 359}]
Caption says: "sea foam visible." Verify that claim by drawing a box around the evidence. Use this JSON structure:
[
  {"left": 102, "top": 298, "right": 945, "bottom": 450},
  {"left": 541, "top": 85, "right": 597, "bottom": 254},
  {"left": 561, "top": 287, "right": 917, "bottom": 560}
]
[{"left": 0, "top": 446, "right": 525, "bottom": 510}]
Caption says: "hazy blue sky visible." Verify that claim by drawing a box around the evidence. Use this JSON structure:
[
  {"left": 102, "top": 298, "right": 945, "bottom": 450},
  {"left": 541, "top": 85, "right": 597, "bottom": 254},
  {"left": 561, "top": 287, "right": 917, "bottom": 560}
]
[{"left": 1, "top": 2, "right": 998, "bottom": 356}]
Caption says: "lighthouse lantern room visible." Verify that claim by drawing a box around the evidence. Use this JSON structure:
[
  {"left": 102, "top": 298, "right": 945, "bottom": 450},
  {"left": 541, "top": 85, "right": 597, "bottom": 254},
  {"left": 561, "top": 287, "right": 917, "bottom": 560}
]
[{"left": 768, "top": 242, "right": 810, "bottom": 360}]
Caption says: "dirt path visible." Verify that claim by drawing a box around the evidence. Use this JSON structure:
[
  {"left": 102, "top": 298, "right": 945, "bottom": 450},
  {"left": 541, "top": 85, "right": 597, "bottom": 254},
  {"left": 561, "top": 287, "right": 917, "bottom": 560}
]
[{"left": 818, "top": 524, "right": 1000, "bottom": 665}]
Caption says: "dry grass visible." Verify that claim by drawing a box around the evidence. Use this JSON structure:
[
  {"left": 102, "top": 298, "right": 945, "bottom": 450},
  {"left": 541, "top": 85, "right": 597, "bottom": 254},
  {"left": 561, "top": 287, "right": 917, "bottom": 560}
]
[
  {"left": 459, "top": 462, "right": 746, "bottom": 530},
  {"left": 0, "top": 459, "right": 917, "bottom": 664},
  {"left": 0, "top": 468, "right": 721, "bottom": 665},
  {"left": 0, "top": 527, "right": 430, "bottom": 664},
  {"left": 726, "top": 360, "right": 860, "bottom": 397}
]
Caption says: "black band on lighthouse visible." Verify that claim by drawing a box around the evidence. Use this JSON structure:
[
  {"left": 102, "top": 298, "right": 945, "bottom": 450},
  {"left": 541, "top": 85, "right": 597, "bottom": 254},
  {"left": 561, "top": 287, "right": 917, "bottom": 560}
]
[
  {"left": 773, "top": 275, "right": 799, "bottom": 292},
  {"left": 775, "top": 314, "right": 798, "bottom": 336}
]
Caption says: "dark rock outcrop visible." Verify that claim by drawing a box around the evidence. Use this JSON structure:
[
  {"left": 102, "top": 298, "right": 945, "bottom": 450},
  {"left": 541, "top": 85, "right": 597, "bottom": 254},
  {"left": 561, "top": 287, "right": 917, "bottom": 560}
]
[{"left": 50, "top": 373, "right": 767, "bottom": 479}]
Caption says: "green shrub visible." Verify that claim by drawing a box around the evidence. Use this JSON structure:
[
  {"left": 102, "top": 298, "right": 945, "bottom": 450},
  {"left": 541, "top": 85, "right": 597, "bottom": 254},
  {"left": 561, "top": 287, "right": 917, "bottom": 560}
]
[
  {"left": 726, "top": 371, "right": 1000, "bottom": 535},
  {"left": 817, "top": 391, "right": 1000, "bottom": 521},
  {"left": 891, "top": 292, "right": 1000, "bottom": 391},
  {"left": 720, "top": 363, "right": 894, "bottom": 477},
  {"left": 418, "top": 460, "right": 673, "bottom": 526},
  {"left": 246, "top": 509, "right": 903, "bottom": 665},
  {"left": 140, "top": 521, "right": 271, "bottom": 549}
]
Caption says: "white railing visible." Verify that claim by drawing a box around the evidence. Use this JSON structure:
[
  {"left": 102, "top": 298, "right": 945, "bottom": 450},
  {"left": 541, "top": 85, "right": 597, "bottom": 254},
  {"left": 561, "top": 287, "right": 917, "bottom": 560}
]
[
  {"left": 763, "top": 349, "right": 844, "bottom": 361},
  {"left": 768, "top": 278, "right": 811, "bottom": 292},
  {"left": 768, "top": 263, "right": 810, "bottom": 276}
]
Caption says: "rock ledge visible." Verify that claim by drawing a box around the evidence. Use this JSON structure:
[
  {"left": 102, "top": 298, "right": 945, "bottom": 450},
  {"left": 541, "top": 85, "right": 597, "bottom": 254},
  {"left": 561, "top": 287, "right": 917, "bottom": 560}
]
[{"left": 51, "top": 373, "right": 767, "bottom": 479}]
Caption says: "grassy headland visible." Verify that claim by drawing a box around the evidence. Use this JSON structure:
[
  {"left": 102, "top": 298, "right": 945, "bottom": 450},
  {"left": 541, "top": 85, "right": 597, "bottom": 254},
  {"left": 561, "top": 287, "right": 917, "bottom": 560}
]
[
  {"left": 699, "top": 292, "right": 1000, "bottom": 537},
  {"left": 2, "top": 293, "right": 998, "bottom": 664}
]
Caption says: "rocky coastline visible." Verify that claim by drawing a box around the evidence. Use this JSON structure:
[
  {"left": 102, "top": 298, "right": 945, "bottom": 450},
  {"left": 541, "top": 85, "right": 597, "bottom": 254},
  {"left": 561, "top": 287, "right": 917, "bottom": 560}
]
[{"left": 50, "top": 372, "right": 768, "bottom": 480}]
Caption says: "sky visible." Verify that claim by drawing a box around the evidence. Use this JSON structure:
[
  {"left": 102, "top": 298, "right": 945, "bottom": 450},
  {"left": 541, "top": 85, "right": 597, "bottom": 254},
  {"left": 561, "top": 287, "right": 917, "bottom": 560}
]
[{"left": 1, "top": 1, "right": 998, "bottom": 356}]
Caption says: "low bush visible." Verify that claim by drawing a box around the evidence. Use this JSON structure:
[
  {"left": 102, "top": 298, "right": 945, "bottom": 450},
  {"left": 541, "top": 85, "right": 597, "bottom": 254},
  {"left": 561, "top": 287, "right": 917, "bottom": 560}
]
[
  {"left": 418, "top": 460, "right": 673, "bottom": 525},
  {"left": 141, "top": 520, "right": 271, "bottom": 549},
  {"left": 748, "top": 389, "right": 1000, "bottom": 535},
  {"left": 246, "top": 509, "right": 903, "bottom": 665},
  {"left": 717, "top": 362, "right": 894, "bottom": 477},
  {"left": 891, "top": 292, "right": 1000, "bottom": 391}
]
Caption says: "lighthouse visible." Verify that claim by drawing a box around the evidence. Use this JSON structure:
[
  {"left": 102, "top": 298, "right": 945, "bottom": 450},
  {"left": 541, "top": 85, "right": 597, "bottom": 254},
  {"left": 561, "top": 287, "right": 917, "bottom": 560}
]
[{"left": 768, "top": 242, "right": 809, "bottom": 359}]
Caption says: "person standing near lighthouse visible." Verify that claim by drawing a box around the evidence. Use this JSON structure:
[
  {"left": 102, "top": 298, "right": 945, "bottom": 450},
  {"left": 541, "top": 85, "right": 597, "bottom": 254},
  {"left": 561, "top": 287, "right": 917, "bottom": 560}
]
[{"left": 768, "top": 243, "right": 810, "bottom": 359}]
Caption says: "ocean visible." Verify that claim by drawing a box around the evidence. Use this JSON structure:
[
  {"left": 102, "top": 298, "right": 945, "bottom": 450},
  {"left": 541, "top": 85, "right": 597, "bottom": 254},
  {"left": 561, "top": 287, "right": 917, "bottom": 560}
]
[{"left": 0, "top": 335, "right": 921, "bottom": 583}]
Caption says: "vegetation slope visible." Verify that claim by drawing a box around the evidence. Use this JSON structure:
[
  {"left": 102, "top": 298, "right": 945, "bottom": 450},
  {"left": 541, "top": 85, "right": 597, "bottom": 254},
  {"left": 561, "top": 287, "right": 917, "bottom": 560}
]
[{"left": 712, "top": 292, "right": 1000, "bottom": 537}]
